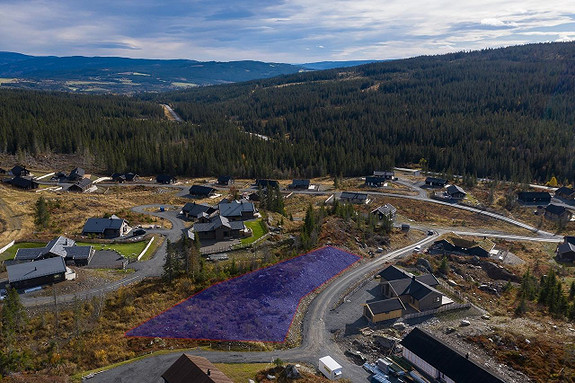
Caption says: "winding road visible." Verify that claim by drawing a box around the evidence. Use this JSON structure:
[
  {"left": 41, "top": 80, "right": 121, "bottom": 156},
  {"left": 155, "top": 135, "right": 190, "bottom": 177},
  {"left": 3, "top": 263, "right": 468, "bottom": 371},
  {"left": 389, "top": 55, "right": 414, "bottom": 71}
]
[{"left": 12, "top": 177, "right": 564, "bottom": 381}]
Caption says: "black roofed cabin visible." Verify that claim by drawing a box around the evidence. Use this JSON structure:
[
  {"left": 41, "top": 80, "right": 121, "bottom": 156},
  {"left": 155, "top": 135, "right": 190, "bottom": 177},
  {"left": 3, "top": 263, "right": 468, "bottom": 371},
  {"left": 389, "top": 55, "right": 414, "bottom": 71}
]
[
  {"left": 7, "top": 257, "right": 68, "bottom": 290},
  {"left": 217, "top": 176, "right": 234, "bottom": 186},
  {"left": 288, "top": 179, "right": 311, "bottom": 189},
  {"left": 555, "top": 186, "right": 575, "bottom": 200},
  {"left": 10, "top": 165, "right": 30, "bottom": 177},
  {"left": 82, "top": 215, "right": 131, "bottom": 238},
  {"left": 425, "top": 177, "right": 447, "bottom": 187},
  {"left": 68, "top": 178, "right": 93, "bottom": 193},
  {"left": 365, "top": 176, "right": 387, "bottom": 187},
  {"left": 189, "top": 185, "right": 217, "bottom": 198},
  {"left": 446, "top": 184, "right": 466, "bottom": 200},
  {"left": 8, "top": 176, "right": 39, "bottom": 190},
  {"left": 517, "top": 191, "right": 551, "bottom": 205},
  {"left": 373, "top": 170, "right": 394, "bottom": 179},
  {"left": 68, "top": 167, "right": 85, "bottom": 181},
  {"left": 156, "top": 174, "right": 177, "bottom": 184},
  {"left": 401, "top": 327, "right": 506, "bottom": 383},
  {"left": 255, "top": 179, "right": 279, "bottom": 189},
  {"left": 339, "top": 191, "right": 370, "bottom": 204}
]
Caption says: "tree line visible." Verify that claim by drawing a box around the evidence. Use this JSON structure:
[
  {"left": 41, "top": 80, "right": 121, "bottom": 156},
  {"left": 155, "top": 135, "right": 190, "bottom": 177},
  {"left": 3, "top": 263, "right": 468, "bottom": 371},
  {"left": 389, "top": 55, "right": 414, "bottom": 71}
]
[{"left": 1, "top": 41, "right": 574, "bottom": 183}]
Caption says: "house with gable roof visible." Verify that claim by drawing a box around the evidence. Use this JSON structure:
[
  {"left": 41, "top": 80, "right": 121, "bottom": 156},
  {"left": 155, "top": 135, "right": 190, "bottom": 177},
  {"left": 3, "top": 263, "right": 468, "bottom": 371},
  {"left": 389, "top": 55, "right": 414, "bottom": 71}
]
[
  {"left": 13, "top": 236, "right": 94, "bottom": 266},
  {"left": 218, "top": 199, "right": 256, "bottom": 221},
  {"left": 82, "top": 215, "right": 131, "bottom": 238}
]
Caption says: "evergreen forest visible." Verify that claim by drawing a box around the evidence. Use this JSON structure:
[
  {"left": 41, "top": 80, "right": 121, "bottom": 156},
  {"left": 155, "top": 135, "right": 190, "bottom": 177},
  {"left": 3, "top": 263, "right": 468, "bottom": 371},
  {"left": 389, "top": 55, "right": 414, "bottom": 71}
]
[{"left": 1, "top": 41, "right": 574, "bottom": 183}]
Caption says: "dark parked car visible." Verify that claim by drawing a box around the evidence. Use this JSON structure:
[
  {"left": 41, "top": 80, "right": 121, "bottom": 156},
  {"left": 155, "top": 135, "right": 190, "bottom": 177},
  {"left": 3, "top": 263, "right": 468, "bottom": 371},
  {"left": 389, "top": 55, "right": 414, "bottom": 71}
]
[{"left": 133, "top": 229, "right": 147, "bottom": 236}]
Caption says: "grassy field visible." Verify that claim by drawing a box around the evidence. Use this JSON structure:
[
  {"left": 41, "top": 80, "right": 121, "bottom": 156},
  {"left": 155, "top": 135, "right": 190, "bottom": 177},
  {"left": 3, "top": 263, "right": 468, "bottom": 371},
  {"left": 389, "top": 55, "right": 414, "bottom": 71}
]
[
  {"left": 77, "top": 240, "right": 149, "bottom": 260},
  {"left": 139, "top": 235, "right": 163, "bottom": 261},
  {"left": 241, "top": 219, "right": 268, "bottom": 245},
  {"left": 214, "top": 363, "right": 269, "bottom": 382}
]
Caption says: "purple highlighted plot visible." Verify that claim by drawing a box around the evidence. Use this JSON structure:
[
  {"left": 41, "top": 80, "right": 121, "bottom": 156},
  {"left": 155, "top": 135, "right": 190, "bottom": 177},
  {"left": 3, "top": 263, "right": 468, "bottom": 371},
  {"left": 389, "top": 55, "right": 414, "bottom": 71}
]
[{"left": 126, "top": 246, "right": 360, "bottom": 342}]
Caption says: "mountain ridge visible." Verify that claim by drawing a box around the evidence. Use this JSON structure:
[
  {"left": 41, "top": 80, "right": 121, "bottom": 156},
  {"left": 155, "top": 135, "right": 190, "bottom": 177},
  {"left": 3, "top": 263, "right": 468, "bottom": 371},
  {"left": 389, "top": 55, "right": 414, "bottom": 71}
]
[{"left": 0, "top": 52, "right": 382, "bottom": 93}]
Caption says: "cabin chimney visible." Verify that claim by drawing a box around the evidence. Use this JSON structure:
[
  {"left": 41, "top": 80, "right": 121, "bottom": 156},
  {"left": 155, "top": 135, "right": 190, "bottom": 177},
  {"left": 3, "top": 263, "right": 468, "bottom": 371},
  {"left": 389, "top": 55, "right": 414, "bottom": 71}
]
[{"left": 207, "top": 369, "right": 211, "bottom": 376}]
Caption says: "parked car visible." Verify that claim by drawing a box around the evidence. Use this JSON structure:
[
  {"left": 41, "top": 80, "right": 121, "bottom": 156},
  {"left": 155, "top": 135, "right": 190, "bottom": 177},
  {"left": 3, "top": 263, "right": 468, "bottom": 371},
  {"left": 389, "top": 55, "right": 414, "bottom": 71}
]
[{"left": 133, "top": 229, "right": 147, "bottom": 236}]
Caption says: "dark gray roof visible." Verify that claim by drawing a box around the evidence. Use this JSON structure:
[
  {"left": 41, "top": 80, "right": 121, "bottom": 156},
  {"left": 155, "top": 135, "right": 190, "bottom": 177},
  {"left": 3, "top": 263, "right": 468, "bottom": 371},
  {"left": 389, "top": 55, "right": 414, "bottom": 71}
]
[
  {"left": 558, "top": 242, "right": 575, "bottom": 255},
  {"left": 401, "top": 328, "right": 506, "bottom": 383},
  {"left": 545, "top": 204, "right": 568, "bottom": 215},
  {"left": 68, "top": 177, "right": 92, "bottom": 191},
  {"left": 397, "top": 279, "right": 437, "bottom": 301},
  {"left": 69, "top": 167, "right": 85, "bottom": 180},
  {"left": 64, "top": 246, "right": 94, "bottom": 260},
  {"left": 416, "top": 273, "right": 439, "bottom": 287},
  {"left": 255, "top": 179, "right": 279, "bottom": 188},
  {"left": 182, "top": 202, "right": 214, "bottom": 217},
  {"left": 11, "top": 165, "right": 29, "bottom": 176},
  {"left": 45, "top": 236, "right": 76, "bottom": 257},
  {"left": 447, "top": 185, "right": 466, "bottom": 195},
  {"left": 340, "top": 192, "right": 368, "bottom": 201},
  {"left": 366, "top": 298, "right": 405, "bottom": 314},
  {"left": 290, "top": 179, "right": 310, "bottom": 187},
  {"left": 425, "top": 177, "right": 447, "bottom": 184},
  {"left": 7, "top": 257, "right": 66, "bottom": 283},
  {"left": 15, "top": 236, "right": 93, "bottom": 262},
  {"left": 9, "top": 176, "right": 38, "bottom": 189},
  {"left": 83, "top": 216, "right": 126, "bottom": 234},
  {"left": 366, "top": 176, "right": 387, "bottom": 184},
  {"left": 372, "top": 204, "right": 397, "bottom": 216},
  {"left": 14, "top": 247, "right": 46, "bottom": 261},
  {"left": 378, "top": 265, "right": 409, "bottom": 281},
  {"left": 193, "top": 215, "right": 245, "bottom": 233},
  {"left": 218, "top": 200, "right": 255, "bottom": 218},
  {"left": 189, "top": 185, "right": 216, "bottom": 197},
  {"left": 555, "top": 186, "right": 574, "bottom": 196},
  {"left": 156, "top": 174, "right": 176, "bottom": 183},
  {"left": 217, "top": 175, "right": 233, "bottom": 184},
  {"left": 517, "top": 191, "right": 551, "bottom": 201}
]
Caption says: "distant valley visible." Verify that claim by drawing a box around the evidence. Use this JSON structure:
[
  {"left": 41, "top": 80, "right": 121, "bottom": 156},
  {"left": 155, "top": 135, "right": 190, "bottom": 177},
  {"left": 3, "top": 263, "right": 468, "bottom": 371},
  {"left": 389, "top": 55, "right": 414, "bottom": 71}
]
[{"left": 0, "top": 52, "right": 380, "bottom": 94}]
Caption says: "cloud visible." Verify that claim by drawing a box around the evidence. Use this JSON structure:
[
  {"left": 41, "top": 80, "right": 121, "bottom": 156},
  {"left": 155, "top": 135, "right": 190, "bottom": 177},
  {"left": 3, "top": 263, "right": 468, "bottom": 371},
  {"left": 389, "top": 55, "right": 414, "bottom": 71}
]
[{"left": 0, "top": 0, "right": 574, "bottom": 62}]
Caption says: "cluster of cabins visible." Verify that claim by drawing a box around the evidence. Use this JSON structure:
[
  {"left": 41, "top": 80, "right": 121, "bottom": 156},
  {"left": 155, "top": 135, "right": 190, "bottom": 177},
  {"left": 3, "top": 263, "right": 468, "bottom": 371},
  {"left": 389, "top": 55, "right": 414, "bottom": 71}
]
[
  {"left": 2, "top": 216, "right": 131, "bottom": 290},
  {"left": 363, "top": 265, "right": 451, "bottom": 324},
  {"left": 1, "top": 165, "right": 39, "bottom": 190},
  {"left": 517, "top": 190, "right": 573, "bottom": 223},
  {"left": 424, "top": 177, "right": 467, "bottom": 201},
  {"left": 181, "top": 199, "right": 257, "bottom": 241}
]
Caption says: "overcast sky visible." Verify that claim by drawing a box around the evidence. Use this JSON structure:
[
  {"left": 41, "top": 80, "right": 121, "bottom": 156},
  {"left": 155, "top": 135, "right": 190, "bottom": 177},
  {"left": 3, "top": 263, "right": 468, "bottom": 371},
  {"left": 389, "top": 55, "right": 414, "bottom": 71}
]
[{"left": 1, "top": 0, "right": 574, "bottom": 63}]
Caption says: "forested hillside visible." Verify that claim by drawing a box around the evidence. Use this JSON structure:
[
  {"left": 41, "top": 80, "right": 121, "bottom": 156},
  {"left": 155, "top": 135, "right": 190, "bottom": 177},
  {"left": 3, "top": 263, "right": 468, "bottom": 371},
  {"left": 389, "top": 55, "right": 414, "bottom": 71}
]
[
  {"left": 160, "top": 42, "right": 575, "bottom": 183},
  {"left": 1, "top": 42, "right": 574, "bottom": 182}
]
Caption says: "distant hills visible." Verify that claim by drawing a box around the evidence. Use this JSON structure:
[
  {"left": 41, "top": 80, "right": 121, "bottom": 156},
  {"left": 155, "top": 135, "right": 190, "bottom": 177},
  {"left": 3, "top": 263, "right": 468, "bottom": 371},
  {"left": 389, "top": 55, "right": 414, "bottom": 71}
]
[
  {"left": 1, "top": 42, "right": 574, "bottom": 183},
  {"left": 0, "top": 52, "right": 381, "bottom": 94}
]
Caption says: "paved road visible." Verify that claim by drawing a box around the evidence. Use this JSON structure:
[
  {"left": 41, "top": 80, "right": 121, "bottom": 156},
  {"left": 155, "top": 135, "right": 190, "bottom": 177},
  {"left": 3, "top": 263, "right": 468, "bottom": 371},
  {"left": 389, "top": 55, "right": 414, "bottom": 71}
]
[
  {"left": 161, "top": 104, "right": 184, "bottom": 122},
  {"left": 87, "top": 235, "right": 439, "bottom": 383}
]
